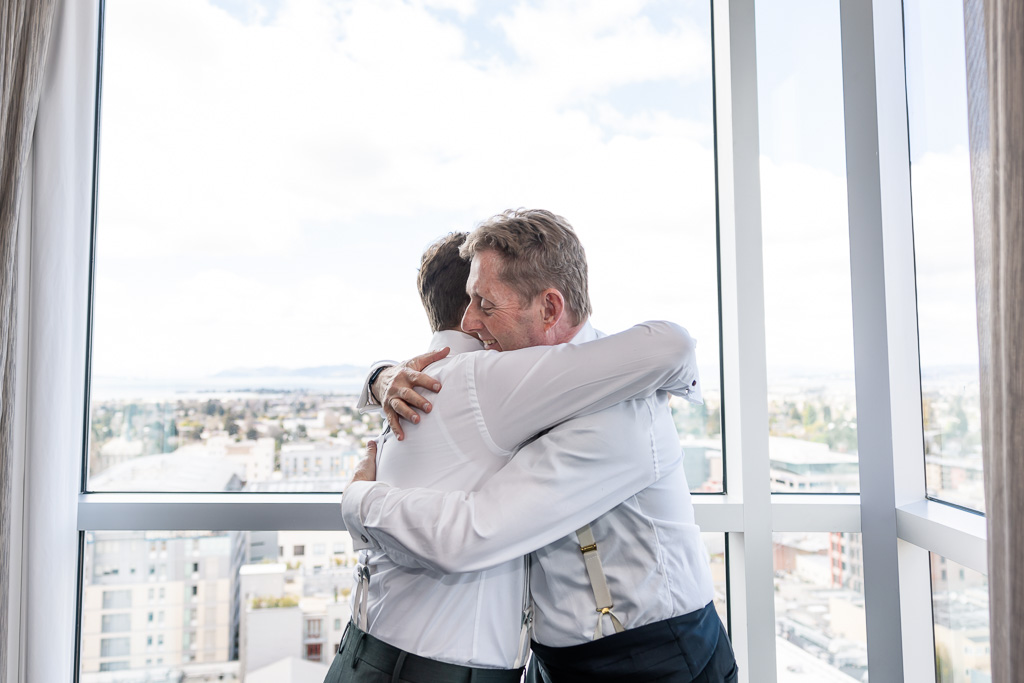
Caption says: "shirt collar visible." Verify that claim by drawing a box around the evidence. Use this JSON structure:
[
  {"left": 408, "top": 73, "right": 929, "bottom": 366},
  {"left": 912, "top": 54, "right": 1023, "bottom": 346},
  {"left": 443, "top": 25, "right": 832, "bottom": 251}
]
[
  {"left": 430, "top": 329, "right": 485, "bottom": 356},
  {"left": 568, "top": 320, "right": 597, "bottom": 344}
]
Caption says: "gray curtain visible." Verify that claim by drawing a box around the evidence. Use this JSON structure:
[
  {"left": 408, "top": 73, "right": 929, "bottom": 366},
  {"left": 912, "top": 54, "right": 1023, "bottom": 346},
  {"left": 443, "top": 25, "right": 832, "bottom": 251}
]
[
  {"left": 0, "top": 0, "right": 59, "bottom": 676},
  {"left": 973, "top": 0, "right": 1024, "bottom": 681}
]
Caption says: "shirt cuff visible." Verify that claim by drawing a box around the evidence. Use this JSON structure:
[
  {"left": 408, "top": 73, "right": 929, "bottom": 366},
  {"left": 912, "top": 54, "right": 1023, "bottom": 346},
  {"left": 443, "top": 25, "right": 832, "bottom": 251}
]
[
  {"left": 356, "top": 360, "right": 396, "bottom": 414},
  {"left": 342, "top": 480, "right": 388, "bottom": 550},
  {"left": 679, "top": 376, "right": 704, "bottom": 405}
]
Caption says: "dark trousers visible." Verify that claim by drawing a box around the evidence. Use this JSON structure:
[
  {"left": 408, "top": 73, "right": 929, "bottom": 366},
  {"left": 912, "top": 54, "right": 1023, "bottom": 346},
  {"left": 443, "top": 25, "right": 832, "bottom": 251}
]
[
  {"left": 526, "top": 604, "right": 737, "bottom": 683},
  {"left": 323, "top": 622, "right": 524, "bottom": 683}
]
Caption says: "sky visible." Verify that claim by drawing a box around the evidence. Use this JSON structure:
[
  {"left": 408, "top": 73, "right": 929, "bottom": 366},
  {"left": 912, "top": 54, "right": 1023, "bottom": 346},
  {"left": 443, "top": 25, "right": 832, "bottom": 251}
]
[{"left": 90, "top": 0, "right": 978, "bottom": 393}]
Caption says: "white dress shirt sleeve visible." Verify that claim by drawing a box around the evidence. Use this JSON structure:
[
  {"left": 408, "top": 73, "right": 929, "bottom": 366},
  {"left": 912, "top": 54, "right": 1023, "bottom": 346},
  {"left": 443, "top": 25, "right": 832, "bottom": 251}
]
[
  {"left": 468, "top": 321, "right": 702, "bottom": 453},
  {"left": 355, "top": 360, "right": 397, "bottom": 413},
  {"left": 342, "top": 397, "right": 666, "bottom": 574}
]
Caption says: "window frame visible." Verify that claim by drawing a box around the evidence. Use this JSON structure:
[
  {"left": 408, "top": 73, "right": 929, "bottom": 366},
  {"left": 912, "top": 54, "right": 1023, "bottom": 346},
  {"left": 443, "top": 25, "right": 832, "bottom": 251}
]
[{"left": 10, "top": 1, "right": 990, "bottom": 682}]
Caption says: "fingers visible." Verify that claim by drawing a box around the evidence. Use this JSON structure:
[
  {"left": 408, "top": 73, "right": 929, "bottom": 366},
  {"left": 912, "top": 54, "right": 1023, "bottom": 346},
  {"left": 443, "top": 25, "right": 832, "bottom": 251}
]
[
  {"left": 403, "top": 369, "right": 442, "bottom": 395},
  {"left": 409, "top": 347, "right": 450, "bottom": 372},
  {"left": 389, "top": 395, "right": 423, "bottom": 426},
  {"left": 383, "top": 403, "right": 405, "bottom": 441},
  {"left": 391, "top": 380, "right": 435, "bottom": 413},
  {"left": 347, "top": 439, "right": 379, "bottom": 486}
]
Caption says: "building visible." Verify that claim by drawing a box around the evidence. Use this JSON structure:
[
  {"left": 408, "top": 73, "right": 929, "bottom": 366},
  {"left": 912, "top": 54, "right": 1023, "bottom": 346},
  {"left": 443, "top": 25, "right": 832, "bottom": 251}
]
[
  {"left": 769, "top": 437, "right": 859, "bottom": 492},
  {"left": 79, "top": 530, "right": 245, "bottom": 675},
  {"left": 279, "top": 443, "right": 357, "bottom": 479},
  {"left": 829, "top": 532, "right": 864, "bottom": 594}
]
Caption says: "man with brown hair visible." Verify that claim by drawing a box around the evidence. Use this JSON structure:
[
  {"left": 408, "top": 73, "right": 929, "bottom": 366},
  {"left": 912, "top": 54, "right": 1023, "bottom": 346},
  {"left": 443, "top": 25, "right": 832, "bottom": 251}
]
[
  {"left": 346, "top": 209, "right": 737, "bottom": 682},
  {"left": 416, "top": 232, "right": 472, "bottom": 334},
  {"left": 328, "top": 228, "right": 706, "bottom": 682}
]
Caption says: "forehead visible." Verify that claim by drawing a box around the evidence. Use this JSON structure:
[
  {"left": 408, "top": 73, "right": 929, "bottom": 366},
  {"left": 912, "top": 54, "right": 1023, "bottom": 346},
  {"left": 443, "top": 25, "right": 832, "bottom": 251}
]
[{"left": 468, "top": 251, "right": 503, "bottom": 288}]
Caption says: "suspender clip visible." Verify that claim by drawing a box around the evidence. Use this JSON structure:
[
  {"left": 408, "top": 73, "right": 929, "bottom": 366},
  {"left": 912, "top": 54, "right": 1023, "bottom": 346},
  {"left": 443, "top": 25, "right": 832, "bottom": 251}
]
[{"left": 579, "top": 543, "right": 597, "bottom": 554}]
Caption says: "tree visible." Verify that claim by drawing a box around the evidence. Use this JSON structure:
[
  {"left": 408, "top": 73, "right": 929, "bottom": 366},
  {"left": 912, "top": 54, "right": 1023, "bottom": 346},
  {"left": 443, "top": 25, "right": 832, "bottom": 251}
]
[
  {"left": 706, "top": 406, "right": 721, "bottom": 438},
  {"left": 246, "top": 427, "right": 259, "bottom": 441},
  {"left": 224, "top": 413, "right": 239, "bottom": 436}
]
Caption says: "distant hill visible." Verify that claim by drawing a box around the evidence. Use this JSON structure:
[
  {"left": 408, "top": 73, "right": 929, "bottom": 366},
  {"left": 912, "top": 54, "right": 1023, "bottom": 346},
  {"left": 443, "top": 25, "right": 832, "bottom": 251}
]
[{"left": 212, "top": 365, "right": 369, "bottom": 379}]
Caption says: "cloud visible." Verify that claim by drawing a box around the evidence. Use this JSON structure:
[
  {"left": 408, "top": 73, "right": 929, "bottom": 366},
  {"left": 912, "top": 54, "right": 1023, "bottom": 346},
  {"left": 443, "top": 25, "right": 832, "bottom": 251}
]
[
  {"left": 910, "top": 148, "right": 979, "bottom": 369},
  {"left": 93, "top": 0, "right": 723, "bottom": 381},
  {"left": 759, "top": 157, "right": 856, "bottom": 375}
]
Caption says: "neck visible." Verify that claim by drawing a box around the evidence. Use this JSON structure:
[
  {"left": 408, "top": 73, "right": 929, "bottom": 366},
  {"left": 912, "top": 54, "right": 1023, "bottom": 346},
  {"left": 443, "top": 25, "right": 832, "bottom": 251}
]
[{"left": 549, "top": 317, "right": 587, "bottom": 345}]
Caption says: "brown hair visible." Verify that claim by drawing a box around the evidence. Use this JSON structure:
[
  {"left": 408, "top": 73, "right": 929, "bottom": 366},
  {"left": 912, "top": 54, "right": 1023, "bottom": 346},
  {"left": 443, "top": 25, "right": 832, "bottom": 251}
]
[
  {"left": 418, "top": 232, "right": 472, "bottom": 332},
  {"left": 460, "top": 209, "right": 591, "bottom": 325}
]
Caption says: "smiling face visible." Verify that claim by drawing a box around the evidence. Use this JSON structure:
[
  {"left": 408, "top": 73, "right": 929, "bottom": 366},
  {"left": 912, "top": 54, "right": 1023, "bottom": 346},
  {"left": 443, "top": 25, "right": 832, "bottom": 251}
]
[{"left": 461, "top": 250, "right": 550, "bottom": 352}]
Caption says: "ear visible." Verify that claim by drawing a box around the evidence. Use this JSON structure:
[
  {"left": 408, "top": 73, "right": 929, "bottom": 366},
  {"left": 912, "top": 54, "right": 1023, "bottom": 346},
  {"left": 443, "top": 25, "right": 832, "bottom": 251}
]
[{"left": 538, "top": 289, "right": 565, "bottom": 330}]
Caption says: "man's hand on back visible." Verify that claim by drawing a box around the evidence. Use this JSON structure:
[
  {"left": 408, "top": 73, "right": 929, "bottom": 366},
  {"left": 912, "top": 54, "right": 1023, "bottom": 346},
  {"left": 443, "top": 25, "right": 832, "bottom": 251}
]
[
  {"left": 372, "top": 347, "right": 449, "bottom": 440},
  {"left": 347, "top": 440, "right": 378, "bottom": 487}
]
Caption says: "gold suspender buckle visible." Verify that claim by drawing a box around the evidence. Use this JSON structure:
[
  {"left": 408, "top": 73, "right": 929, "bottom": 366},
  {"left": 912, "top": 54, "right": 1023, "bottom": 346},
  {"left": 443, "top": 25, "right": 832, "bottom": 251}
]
[
  {"left": 580, "top": 543, "right": 598, "bottom": 554},
  {"left": 598, "top": 606, "right": 614, "bottom": 614}
]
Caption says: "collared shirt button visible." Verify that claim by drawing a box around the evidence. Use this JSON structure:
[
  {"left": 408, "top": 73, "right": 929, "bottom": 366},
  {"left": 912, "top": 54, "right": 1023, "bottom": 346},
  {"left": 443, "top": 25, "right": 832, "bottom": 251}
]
[{"left": 361, "top": 535, "right": 369, "bottom": 543}]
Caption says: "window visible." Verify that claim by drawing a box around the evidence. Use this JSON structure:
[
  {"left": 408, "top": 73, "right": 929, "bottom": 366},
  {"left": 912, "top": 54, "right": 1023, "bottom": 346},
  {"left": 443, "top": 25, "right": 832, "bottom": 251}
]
[
  {"left": 306, "top": 619, "right": 322, "bottom": 639},
  {"left": 101, "top": 590, "right": 131, "bottom": 610},
  {"left": 773, "top": 533, "right": 867, "bottom": 679},
  {"left": 100, "top": 637, "right": 130, "bottom": 658},
  {"left": 755, "top": 0, "right": 859, "bottom": 494},
  {"left": 306, "top": 643, "right": 323, "bottom": 662},
  {"left": 100, "top": 614, "right": 130, "bottom": 633},
  {"left": 903, "top": 0, "right": 984, "bottom": 514},
  {"left": 43, "top": 1, "right": 989, "bottom": 682},
  {"left": 86, "top": 0, "right": 722, "bottom": 496},
  {"left": 931, "top": 554, "right": 990, "bottom": 682},
  {"left": 293, "top": 545, "right": 305, "bottom": 557}
]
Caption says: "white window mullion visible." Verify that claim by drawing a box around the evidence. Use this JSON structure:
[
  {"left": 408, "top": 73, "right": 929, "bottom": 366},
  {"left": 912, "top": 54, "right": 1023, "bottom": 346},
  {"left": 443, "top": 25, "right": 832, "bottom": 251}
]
[
  {"left": 872, "top": 0, "right": 948, "bottom": 679},
  {"left": 840, "top": 0, "right": 939, "bottom": 680},
  {"left": 770, "top": 495, "right": 861, "bottom": 533},
  {"left": 897, "top": 501, "right": 987, "bottom": 575},
  {"left": 714, "top": 1, "right": 776, "bottom": 681}
]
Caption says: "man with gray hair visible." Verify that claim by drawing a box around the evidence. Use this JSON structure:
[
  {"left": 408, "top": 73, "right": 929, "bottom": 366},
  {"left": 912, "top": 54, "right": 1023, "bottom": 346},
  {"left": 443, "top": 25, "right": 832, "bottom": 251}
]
[
  {"left": 345, "top": 209, "right": 737, "bottom": 682},
  {"left": 327, "top": 228, "right": 710, "bottom": 682}
]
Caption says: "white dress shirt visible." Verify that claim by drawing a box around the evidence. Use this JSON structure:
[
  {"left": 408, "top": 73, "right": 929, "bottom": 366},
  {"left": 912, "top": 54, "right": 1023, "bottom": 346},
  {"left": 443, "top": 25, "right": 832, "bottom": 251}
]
[
  {"left": 344, "top": 321, "right": 702, "bottom": 666},
  {"left": 344, "top": 321, "right": 713, "bottom": 651}
]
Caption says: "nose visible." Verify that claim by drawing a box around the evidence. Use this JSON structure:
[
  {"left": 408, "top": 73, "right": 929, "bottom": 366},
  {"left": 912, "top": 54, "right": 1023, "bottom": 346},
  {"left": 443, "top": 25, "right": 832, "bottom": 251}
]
[{"left": 461, "top": 301, "right": 483, "bottom": 333}]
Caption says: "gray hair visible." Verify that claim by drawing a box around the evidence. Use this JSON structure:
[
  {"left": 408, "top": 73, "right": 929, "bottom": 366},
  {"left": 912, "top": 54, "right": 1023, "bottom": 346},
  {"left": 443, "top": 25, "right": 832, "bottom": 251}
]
[{"left": 460, "top": 209, "right": 591, "bottom": 325}]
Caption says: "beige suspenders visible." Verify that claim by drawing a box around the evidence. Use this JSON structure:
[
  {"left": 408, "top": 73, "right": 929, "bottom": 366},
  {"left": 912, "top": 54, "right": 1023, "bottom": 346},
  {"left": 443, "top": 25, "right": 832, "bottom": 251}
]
[
  {"left": 514, "top": 556, "right": 533, "bottom": 668},
  {"left": 576, "top": 524, "right": 626, "bottom": 639},
  {"left": 352, "top": 561, "right": 370, "bottom": 630}
]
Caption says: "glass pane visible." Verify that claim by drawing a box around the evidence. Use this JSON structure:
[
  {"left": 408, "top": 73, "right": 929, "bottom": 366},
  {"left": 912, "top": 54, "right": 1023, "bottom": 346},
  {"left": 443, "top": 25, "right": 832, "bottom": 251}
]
[
  {"left": 755, "top": 0, "right": 860, "bottom": 494},
  {"left": 904, "top": 0, "right": 984, "bottom": 513},
  {"left": 81, "top": 530, "right": 727, "bottom": 679},
  {"left": 931, "top": 554, "right": 990, "bottom": 682},
  {"left": 89, "top": 0, "right": 722, "bottom": 493},
  {"left": 80, "top": 529, "right": 357, "bottom": 681},
  {"left": 705, "top": 533, "right": 729, "bottom": 632},
  {"left": 773, "top": 533, "right": 868, "bottom": 682}
]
